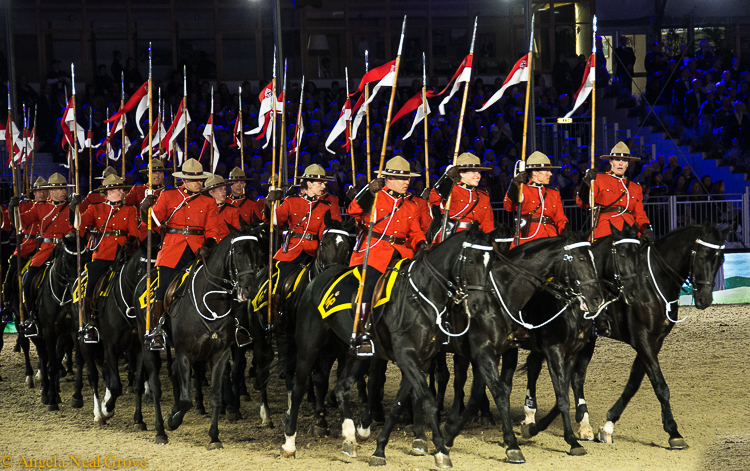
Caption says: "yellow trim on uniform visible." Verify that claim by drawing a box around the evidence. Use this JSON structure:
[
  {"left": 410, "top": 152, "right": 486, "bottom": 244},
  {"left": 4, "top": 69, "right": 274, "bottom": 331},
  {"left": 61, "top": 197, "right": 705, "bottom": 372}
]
[
  {"left": 286, "top": 265, "right": 308, "bottom": 300},
  {"left": 138, "top": 273, "right": 159, "bottom": 309},
  {"left": 318, "top": 267, "right": 361, "bottom": 319},
  {"left": 374, "top": 259, "right": 408, "bottom": 308},
  {"left": 252, "top": 261, "right": 282, "bottom": 311}
]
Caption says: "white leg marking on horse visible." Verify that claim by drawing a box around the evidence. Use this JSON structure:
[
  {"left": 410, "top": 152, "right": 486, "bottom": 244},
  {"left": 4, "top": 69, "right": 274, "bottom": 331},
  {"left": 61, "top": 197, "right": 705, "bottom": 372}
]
[
  {"left": 102, "top": 389, "right": 114, "bottom": 418},
  {"left": 523, "top": 405, "right": 536, "bottom": 425},
  {"left": 578, "top": 398, "right": 586, "bottom": 406},
  {"left": 286, "top": 391, "right": 292, "bottom": 415},
  {"left": 602, "top": 421, "right": 614, "bottom": 434},
  {"left": 35, "top": 369, "right": 41, "bottom": 382},
  {"left": 342, "top": 418, "right": 356, "bottom": 444},
  {"left": 93, "top": 393, "right": 103, "bottom": 422},
  {"left": 578, "top": 412, "right": 595, "bottom": 440},
  {"left": 282, "top": 433, "right": 297, "bottom": 455},
  {"left": 144, "top": 381, "right": 151, "bottom": 396},
  {"left": 260, "top": 404, "right": 271, "bottom": 427},
  {"left": 357, "top": 425, "right": 371, "bottom": 440}
]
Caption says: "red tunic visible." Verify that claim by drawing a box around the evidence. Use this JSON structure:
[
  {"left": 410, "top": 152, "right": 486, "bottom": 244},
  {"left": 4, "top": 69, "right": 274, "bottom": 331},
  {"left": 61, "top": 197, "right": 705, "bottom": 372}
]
[
  {"left": 271, "top": 194, "right": 341, "bottom": 262},
  {"left": 1, "top": 204, "right": 10, "bottom": 232},
  {"left": 408, "top": 194, "right": 433, "bottom": 233},
  {"left": 430, "top": 183, "right": 494, "bottom": 236},
  {"left": 125, "top": 184, "right": 171, "bottom": 241},
  {"left": 321, "top": 193, "right": 343, "bottom": 221},
  {"left": 348, "top": 187, "right": 426, "bottom": 273},
  {"left": 13, "top": 201, "right": 40, "bottom": 258},
  {"left": 215, "top": 203, "right": 242, "bottom": 243},
  {"left": 79, "top": 191, "right": 105, "bottom": 214},
  {"left": 227, "top": 196, "right": 264, "bottom": 224},
  {"left": 149, "top": 186, "right": 220, "bottom": 268},
  {"left": 79, "top": 201, "right": 140, "bottom": 261},
  {"left": 19, "top": 201, "right": 74, "bottom": 267},
  {"left": 576, "top": 173, "right": 650, "bottom": 240},
  {"left": 504, "top": 183, "right": 568, "bottom": 246}
]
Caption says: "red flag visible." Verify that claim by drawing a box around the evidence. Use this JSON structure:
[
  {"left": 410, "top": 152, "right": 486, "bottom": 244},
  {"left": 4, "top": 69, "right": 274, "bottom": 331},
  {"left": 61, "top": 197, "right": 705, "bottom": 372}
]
[
  {"left": 438, "top": 54, "right": 473, "bottom": 115},
  {"left": 478, "top": 54, "right": 529, "bottom": 111},
  {"left": 392, "top": 90, "right": 436, "bottom": 124},
  {"left": 105, "top": 82, "right": 148, "bottom": 124},
  {"left": 350, "top": 60, "right": 397, "bottom": 96}
]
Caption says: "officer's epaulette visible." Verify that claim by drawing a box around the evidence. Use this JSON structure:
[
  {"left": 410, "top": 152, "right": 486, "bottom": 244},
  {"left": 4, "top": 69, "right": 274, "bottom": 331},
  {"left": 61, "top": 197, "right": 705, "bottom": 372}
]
[
  {"left": 163, "top": 187, "right": 179, "bottom": 193},
  {"left": 477, "top": 188, "right": 489, "bottom": 197}
]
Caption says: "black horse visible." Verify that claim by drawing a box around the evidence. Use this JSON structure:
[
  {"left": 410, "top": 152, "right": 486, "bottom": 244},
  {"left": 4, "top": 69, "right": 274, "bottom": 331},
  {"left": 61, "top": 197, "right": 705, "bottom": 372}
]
[
  {"left": 1, "top": 259, "right": 38, "bottom": 390},
  {"left": 78, "top": 236, "right": 159, "bottom": 427},
  {"left": 28, "top": 236, "right": 91, "bottom": 411},
  {"left": 514, "top": 222, "right": 646, "bottom": 456},
  {"left": 135, "top": 220, "right": 267, "bottom": 448},
  {"left": 570, "top": 221, "right": 727, "bottom": 449},
  {"left": 282, "top": 225, "right": 503, "bottom": 467}
]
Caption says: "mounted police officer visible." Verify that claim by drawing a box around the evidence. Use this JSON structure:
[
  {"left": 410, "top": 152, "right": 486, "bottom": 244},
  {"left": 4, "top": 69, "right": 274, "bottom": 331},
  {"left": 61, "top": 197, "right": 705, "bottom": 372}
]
[
  {"left": 9, "top": 173, "right": 74, "bottom": 337},
  {"left": 226, "top": 167, "right": 263, "bottom": 224},
  {"left": 70, "top": 174, "right": 140, "bottom": 343},
  {"left": 126, "top": 158, "right": 173, "bottom": 241},
  {"left": 203, "top": 174, "right": 240, "bottom": 243},
  {"left": 263, "top": 164, "right": 342, "bottom": 320},
  {"left": 348, "top": 156, "right": 427, "bottom": 355},
  {"left": 430, "top": 152, "right": 495, "bottom": 240},
  {"left": 140, "top": 158, "right": 219, "bottom": 348}
]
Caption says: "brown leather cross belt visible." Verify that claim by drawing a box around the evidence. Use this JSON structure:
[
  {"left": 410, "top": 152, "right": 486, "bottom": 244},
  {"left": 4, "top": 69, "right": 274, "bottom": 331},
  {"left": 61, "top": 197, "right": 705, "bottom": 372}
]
[
  {"left": 599, "top": 205, "right": 632, "bottom": 215},
  {"left": 523, "top": 215, "right": 555, "bottom": 225},
  {"left": 39, "top": 237, "right": 63, "bottom": 244},
  {"left": 101, "top": 230, "right": 127, "bottom": 237},
  {"left": 371, "top": 231, "right": 406, "bottom": 245},
  {"left": 290, "top": 232, "right": 318, "bottom": 241},
  {"left": 166, "top": 227, "right": 205, "bottom": 236}
]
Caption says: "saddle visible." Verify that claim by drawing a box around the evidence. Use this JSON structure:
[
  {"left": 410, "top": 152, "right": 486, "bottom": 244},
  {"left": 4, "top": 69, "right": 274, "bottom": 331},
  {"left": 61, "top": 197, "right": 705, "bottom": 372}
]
[
  {"left": 163, "top": 264, "right": 194, "bottom": 312},
  {"left": 90, "top": 270, "right": 114, "bottom": 310},
  {"left": 28, "top": 266, "right": 48, "bottom": 302}
]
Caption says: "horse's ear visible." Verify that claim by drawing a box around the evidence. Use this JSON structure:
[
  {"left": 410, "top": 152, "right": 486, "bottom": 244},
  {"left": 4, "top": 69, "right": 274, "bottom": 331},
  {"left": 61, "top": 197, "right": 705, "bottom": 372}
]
[
  {"left": 226, "top": 221, "right": 239, "bottom": 235},
  {"left": 720, "top": 225, "right": 731, "bottom": 242},
  {"left": 324, "top": 209, "right": 333, "bottom": 227},
  {"left": 431, "top": 205, "right": 441, "bottom": 220},
  {"left": 702, "top": 219, "right": 713, "bottom": 232},
  {"left": 238, "top": 216, "right": 250, "bottom": 231},
  {"left": 252, "top": 212, "right": 261, "bottom": 226},
  {"left": 343, "top": 216, "right": 356, "bottom": 232},
  {"left": 610, "top": 221, "right": 621, "bottom": 237}
]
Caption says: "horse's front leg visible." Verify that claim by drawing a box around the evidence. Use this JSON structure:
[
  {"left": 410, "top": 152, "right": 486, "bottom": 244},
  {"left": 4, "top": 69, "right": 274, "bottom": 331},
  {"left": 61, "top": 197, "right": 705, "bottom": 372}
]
[
  {"left": 523, "top": 350, "right": 545, "bottom": 426},
  {"left": 71, "top": 340, "right": 85, "bottom": 409},
  {"left": 571, "top": 337, "right": 597, "bottom": 440},
  {"left": 167, "top": 350, "right": 193, "bottom": 430},
  {"left": 333, "top": 356, "right": 370, "bottom": 458},
  {"left": 207, "top": 348, "right": 232, "bottom": 449}
]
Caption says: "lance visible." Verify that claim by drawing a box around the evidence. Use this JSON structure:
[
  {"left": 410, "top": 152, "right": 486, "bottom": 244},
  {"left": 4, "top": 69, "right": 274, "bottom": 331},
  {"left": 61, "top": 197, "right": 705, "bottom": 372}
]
[
  {"left": 589, "top": 16, "right": 598, "bottom": 242},
  {"left": 120, "top": 71, "right": 126, "bottom": 179},
  {"left": 514, "top": 14, "right": 535, "bottom": 247},
  {"left": 71, "top": 63, "right": 84, "bottom": 336},
  {"left": 209, "top": 86, "right": 214, "bottom": 173},
  {"left": 64, "top": 87, "right": 72, "bottom": 183},
  {"left": 30, "top": 103, "right": 37, "bottom": 188},
  {"left": 158, "top": 88, "right": 164, "bottom": 160},
  {"left": 88, "top": 105, "right": 93, "bottom": 193},
  {"left": 279, "top": 59, "right": 288, "bottom": 194},
  {"left": 364, "top": 50, "right": 371, "bottom": 182},
  {"left": 239, "top": 86, "right": 244, "bottom": 169},
  {"left": 346, "top": 67, "right": 356, "bottom": 178},
  {"left": 8, "top": 84, "right": 25, "bottom": 323},
  {"left": 145, "top": 42, "right": 155, "bottom": 344},
  {"left": 422, "top": 52, "right": 430, "bottom": 188},
  {"left": 293, "top": 76, "right": 304, "bottom": 184},
  {"left": 439, "top": 16, "right": 477, "bottom": 243},
  {"left": 182, "top": 65, "right": 187, "bottom": 174},
  {"left": 266, "top": 48, "right": 278, "bottom": 340},
  {"left": 350, "top": 16, "right": 406, "bottom": 353},
  {"left": 21, "top": 102, "right": 28, "bottom": 195},
  {"left": 105, "top": 109, "right": 111, "bottom": 169},
  {"left": 169, "top": 104, "right": 174, "bottom": 164}
]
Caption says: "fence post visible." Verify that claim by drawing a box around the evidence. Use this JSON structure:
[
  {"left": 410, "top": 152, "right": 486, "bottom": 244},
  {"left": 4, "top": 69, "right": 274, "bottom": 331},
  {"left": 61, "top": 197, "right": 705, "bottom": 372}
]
[
  {"left": 744, "top": 187, "right": 749, "bottom": 247},
  {"left": 669, "top": 195, "right": 678, "bottom": 231}
]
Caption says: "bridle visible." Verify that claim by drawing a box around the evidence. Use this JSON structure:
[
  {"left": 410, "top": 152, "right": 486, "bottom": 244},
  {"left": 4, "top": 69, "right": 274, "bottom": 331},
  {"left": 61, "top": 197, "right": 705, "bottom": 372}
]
[
  {"left": 607, "top": 237, "right": 641, "bottom": 297},
  {"left": 48, "top": 243, "right": 83, "bottom": 306},
  {"left": 409, "top": 240, "right": 494, "bottom": 338},
  {"left": 197, "top": 235, "right": 261, "bottom": 310},
  {"left": 313, "top": 228, "right": 352, "bottom": 275}
]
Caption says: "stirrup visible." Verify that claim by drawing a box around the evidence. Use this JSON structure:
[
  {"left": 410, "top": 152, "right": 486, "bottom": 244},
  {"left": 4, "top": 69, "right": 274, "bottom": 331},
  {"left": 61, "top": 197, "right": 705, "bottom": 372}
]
[
  {"left": 79, "top": 325, "right": 100, "bottom": 344},
  {"left": 235, "top": 320, "right": 253, "bottom": 347},
  {"left": 22, "top": 321, "right": 40, "bottom": 338},
  {"left": 145, "top": 329, "right": 166, "bottom": 351},
  {"left": 350, "top": 334, "right": 375, "bottom": 357}
]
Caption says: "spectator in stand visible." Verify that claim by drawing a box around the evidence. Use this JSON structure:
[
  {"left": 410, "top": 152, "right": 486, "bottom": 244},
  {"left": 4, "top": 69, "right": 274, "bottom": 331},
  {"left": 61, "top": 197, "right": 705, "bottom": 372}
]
[
  {"left": 111, "top": 51, "right": 124, "bottom": 83},
  {"left": 46, "top": 59, "right": 71, "bottom": 94},
  {"left": 673, "top": 67, "right": 693, "bottom": 115},
  {"left": 685, "top": 78, "right": 704, "bottom": 125},
  {"left": 644, "top": 41, "right": 667, "bottom": 81},
  {"left": 614, "top": 36, "right": 636, "bottom": 94},
  {"left": 672, "top": 174, "right": 688, "bottom": 194},
  {"left": 123, "top": 57, "right": 143, "bottom": 96},
  {"left": 701, "top": 175, "right": 713, "bottom": 193},
  {"left": 552, "top": 51, "right": 573, "bottom": 97},
  {"left": 571, "top": 54, "right": 588, "bottom": 91},
  {"left": 94, "top": 64, "right": 113, "bottom": 97},
  {"left": 697, "top": 40, "right": 715, "bottom": 70}
]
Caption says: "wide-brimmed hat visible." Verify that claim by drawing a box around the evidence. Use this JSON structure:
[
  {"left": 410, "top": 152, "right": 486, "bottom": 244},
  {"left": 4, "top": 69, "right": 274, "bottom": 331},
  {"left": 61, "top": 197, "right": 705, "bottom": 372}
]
[
  {"left": 297, "top": 164, "right": 333, "bottom": 182},
  {"left": 95, "top": 166, "right": 118, "bottom": 180},
  {"left": 601, "top": 141, "right": 640, "bottom": 161},
  {"left": 202, "top": 174, "right": 232, "bottom": 193},
  {"left": 33, "top": 177, "right": 48, "bottom": 190},
  {"left": 381, "top": 156, "right": 420, "bottom": 178},
  {"left": 454, "top": 152, "right": 491, "bottom": 171},
  {"left": 97, "top": 174, "right": 131, "bottom": 192},
  {"left": 41, "top": 173, "right": 68, "bottom": 189},
  {"left": 525, "top": 151, "right": 561, "bottom": 170},
  {"left": 139, "top": 158, "right": 173, "bottom": 174},
  {"left": 173, "top": 158, "right": 212, "bottom": 180},
  {"left": 227, "top": 166, "right": 248, "bottom": 182}
]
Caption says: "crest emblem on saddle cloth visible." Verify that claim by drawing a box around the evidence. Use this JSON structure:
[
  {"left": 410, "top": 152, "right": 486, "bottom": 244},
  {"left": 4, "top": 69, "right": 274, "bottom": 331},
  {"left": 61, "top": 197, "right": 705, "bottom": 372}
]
[
  {"left": 72, "top": 267, "right": 89, "bottom": 303},
  {"left": 138, "top": 274, "right": 159, "bottom": 310}
]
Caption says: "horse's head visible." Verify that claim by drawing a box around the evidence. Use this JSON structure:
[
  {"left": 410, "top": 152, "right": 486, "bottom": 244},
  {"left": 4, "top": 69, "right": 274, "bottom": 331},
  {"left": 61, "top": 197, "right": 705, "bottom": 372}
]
[
  {"left": 56, "top": 234, "right": 87, "bottom": 281},
  {"left": 691, "top": 220, "right": 728, "bottom": 309},
  {"left": 557, "top": 227, "right": 605, "bottom": 313},
  {"left": 490, "top": 224, "right": 513, "bottom": 254},
  {"left": 606, "top": 222, "right": 645, "bottom": 305},
  {"left": 425, "top": 204, "right": 443, "bottom": 243},
  {"left": 225, "top": 218, "right": 268, "bottom": 301},
  {"left": 316, "top": 211, "right": 356, "bottom": 270}
]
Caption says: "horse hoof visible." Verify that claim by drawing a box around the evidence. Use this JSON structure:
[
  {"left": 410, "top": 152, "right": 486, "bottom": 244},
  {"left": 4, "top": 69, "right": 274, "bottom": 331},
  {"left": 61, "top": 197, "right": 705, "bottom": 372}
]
[
  {"left": 505, "top": 448, "right": 526, "bottom": 464},
  {"left": 206, "top": 441, "right": 224, "bottom": 451},
  {"left": 25, "top": 375, "right": 34, "bottom": 389},
  {"left": 311, "top": 425, "right": 328, "bottom": 437},
  {"left": 521, "top": 423, "right": 534, "bottom": 439},
  {"left": 240, "top": 394, "right": 252, "bottom": 402},
  {"left": 578, "top": 427, "right": 595, "bottom": 441},
  {"left": 226, "top": 411, "right": 242, "bottom": 422},
  {"left": 481, "top": 415, "right": 496, "bottom": 428},
  {"left": 196, "top": 407, "right": 207, "bottom": 416},
  {"left": 569, "top": 446, "right": 587, "bottom": 456},
  {"left": 154, "top": 435, "right": 168, "bottom": 445},
  {"left": 34, "top": 370, "right": 42, "bottom": 382},
  {"left": 342, "top": 440, "right": 357, "bottom": 458},
  {"left": 411, "top": 439, "right": 429, "bottom": 455},
  {"left": 48, "top": 403, "right": 59, "bottom": 412},
  {"left": 280, "top": 448, "right": 295, "bottom": 459},
  {"left": 95, "top": 417, "right": 107, "bottom": 426},
  {"left": 434, "top": 452, "right": 453, "bottom": 469},
  {"left": 369, "top": 455, "right": 386, "bottom": 467},
  {"left": 70, "top": 397, "right": 84, "bottom": 409},
  {"left": 41, "top": 395, "right": 49, "bottom": 405},
  {"left": 597, "top": 428, "right": 613, "bottom": 444},
  {"left": 133, "top": 423, "right": 147, "bottom": 432},
  {"left": 668, "top": 437, "right": 689, "bottom": 450}
]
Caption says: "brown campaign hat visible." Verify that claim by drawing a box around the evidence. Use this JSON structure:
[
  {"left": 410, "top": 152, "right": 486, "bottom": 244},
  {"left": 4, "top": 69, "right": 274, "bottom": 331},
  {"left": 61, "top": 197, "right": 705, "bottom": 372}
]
[
  {"left": 33, "top": 177, "right": 48, "bottom": 189},
  {"left": 202, "top": 174, "right": 232, "bottom": 193},
  {"left": 139, "top": 158, "right": 173, "bottom": 174},
  {"left": 97, "top": 174, "right": 131, "bottom": 192},
  {"left": 41, "top": 173, "right": 68, "bottom": 189},
  {"left": 601, "top": 141, "right": 640, "bottom": 161},
  {"left": 95, "top": 166, "right": 118, "bottom": 180},
  {"left": 297, "top": 164, "right": 333, "bottom": 182},
  {"left": 381, "top": 156, "right": 420, "bottom": 178},
  {"left": 172, "top": 158, "right": 212, "bottom": 180},
  {"left": 525, "top": 151, "right": 561, "bottom": 169},
  {"left": 227, "top": 166, "right": 249, "bottom": 182},
  {"left": 454, "top": 152, "right": 491, "bottom": 171}
]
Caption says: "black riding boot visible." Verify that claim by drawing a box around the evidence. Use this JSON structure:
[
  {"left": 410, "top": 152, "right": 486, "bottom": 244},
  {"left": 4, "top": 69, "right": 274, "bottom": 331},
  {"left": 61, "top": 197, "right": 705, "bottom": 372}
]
[
  {"left": 512, "top": 324, "right": 531, "bottom": 346},
  {"left": 594, "top": 312, "right": 612, "bottom": 338},
  {"left": 351, "top": 303, "right": 374, "bottom": 357},
  {"left": 145, "top": 300, "right": 166, "bottom": 350},
  {"left": 20, "top": 302, "right": 40, "bottom": 338},
  {"left": 79, "top": 297, "right": 99, "bottom": 344}
]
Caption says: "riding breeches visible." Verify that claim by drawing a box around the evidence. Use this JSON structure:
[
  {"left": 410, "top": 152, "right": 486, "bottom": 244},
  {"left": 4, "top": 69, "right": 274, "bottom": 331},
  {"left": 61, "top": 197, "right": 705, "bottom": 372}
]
[
  {"left": 154, "top": 245, "right": 195, "bottom": 302},
  {"left": 274, "top": 253, "right": 312, "bottom": 295},
  {"left": 22, "top": 263, "right": 45, "bottom": 305},
  {"left": 83, "top": 259, "right": 112, "bottom": 298}
]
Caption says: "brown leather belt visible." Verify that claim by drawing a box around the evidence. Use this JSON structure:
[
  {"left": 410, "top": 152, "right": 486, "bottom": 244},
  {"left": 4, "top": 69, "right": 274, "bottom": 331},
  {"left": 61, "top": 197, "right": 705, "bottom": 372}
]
[
  {"left": 599, "top": 205, "right": 632, "bottom": 215},
  {"left": 523, "top": 215, "right": 555, "bottom": 225},
  {"left": 101, "top": 230, "right": 127, "bottom": 238},
  {"left": 166, "top": 227, "right": 205, "bottom": 236},
  {"left": 371, "top": 231, "right": 406, "bottom": 245},
  {"left": 290, "top": 232, "right": 318, "bottom": 241},
  {"left": 39, "top": 237, "right": 63, "bottom": 244}
]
